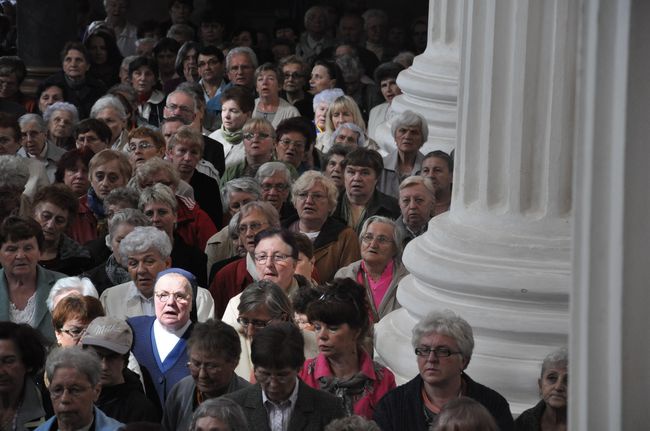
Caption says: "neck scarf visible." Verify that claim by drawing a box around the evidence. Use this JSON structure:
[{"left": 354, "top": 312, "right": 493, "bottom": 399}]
[
  {"left": 86, "top": 187, "right": 105, "bottom": 219},
  {"left": 220, "top": 125, "right": 243, "bottom": 144},
  {"left": 105, "top": 254, "right": 131, "bottom": 286},
  {"left": 318, "top": 372, "right": 372, "bottom": 416}
]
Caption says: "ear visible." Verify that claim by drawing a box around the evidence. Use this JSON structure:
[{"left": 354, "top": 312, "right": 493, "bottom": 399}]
[
  {"left": 92, "top": 382, "right": 101, "bottom": 402},
  {"left": 164, "top": 257, "right": 172, "bottom": 268}
]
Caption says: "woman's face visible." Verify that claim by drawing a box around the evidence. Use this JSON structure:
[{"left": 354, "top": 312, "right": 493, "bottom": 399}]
[
  {"left": 38, "top": 86, "right": 64, "bottom": 114},
  {"left": 221, "top": 100, "right": 249, "bottom": 132},
  {"left": 143, "top": 202, "right": 177, "bottom": 239},
  {"left": 188, "top": 348, "right": 238, "bottom": 398},
  {"left": 361, "top": 221, "right": 397, "bottom": 267},
  {"left": 233, "top": 31, "right": 253, "bottom": 47},
  {"left": 49, "top": 110, "right": 75, "bottom": 139},
  {"left": 227, "top": 191, "right": 256, "bottom": 217},
  {"left": 539, "top": 366, "right": 568, "bottom": 410},
  {"left": 380, "top": 78, "right": 401, "bottom": 103},
  {"left": 0, "top": 237, "right": 40, "bottom": 278},
  {"left": 324, "top": 154, "right": 345, "bottom": 190},
  {"left": 95, "top": 107, "right": 126, "bottom": 143},
  {"left": 128, "top": 136, "right": 162, "bottom": 168},
  {"left": 295, "top": 182, "right": 331, "bottom": 228},
  {"left": 238, "top": 305, "right": 274, "bottom": 340},
  {"left": 89, "top": 159, "right": 129, "bottom": 200},
  {"left": 395, "top": 125, "right": 424, "bottom": 155},
  {"left": 309, "top": 65, "right": 334, "bottom": 95},
  {"left": 253, "top": 235, "right": 297, "bottom": 291},
  {"left": 55, "top": 316, "right": 88, "bottom": 347},
  {"left": 0, "top": 339, "right": 27, "bottom": 396},
  {"left": 131, "top": 66, "right": 157, "bottom": 95},
  {"left": 109, "top": 223, "right": 135, "bottom": 259},
  {"left": 314, "top": 102, "right": 329, "bottom": 130},
  {"left": 182, "top": 48, "right": 198, "bottom": 82},
  {"left": 32, "top": 201, "right": 69, "bottom": 245},
  {"left": 256, "top": 70, "right": 280, "bottom": 99},
  {"left": 63, "top": 159, "right": 90, "bottom": 197},
  {"left": 243, "top": 128, "right": 274, "bottom": 160},
  {"left": 331, "top": 108, "right": 354, "bottom": 130},
  {"left": 87, "top": 36, "right": 108, "bottom": 65},
  {"left": 156, "top": 49, "right": 177, "bottom": 76},
  {"left": 313, "top": 321, "right": 359, "bottom": 359},
  {"left": 275, "top": 131, "right": 307, "bottom": 168}
]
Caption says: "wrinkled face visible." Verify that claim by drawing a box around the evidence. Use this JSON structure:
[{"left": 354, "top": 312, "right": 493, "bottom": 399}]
[
  {"left": 0, "top": 237, "right": 40, "bottom": 279},
  {"left": 49, "top": 367, "right": 100, "bottom": 430},
  {"left": 399, "top": 183, "right": 435, "bottom": 231},
  {"left": 76, "top": 131, "right": 107, "bottom": 154},
  {"left": 0, "top": 339, "right": 28, "bottom": 396},
  {"left": 243, "top": 128, "right": 274, "bottom": 160},
  {"left": 0, "top": 126, "right": 20, "bottom": 155},
  {"left": 421, "top": 156, "right": 452, "bottom": 194},
  {"left": 143, "top": 202, "right": 177, "bottom": 239},
  {"left": 227, "top": 191, "right": 256, "bottom": 217},
  {"left": 198, "top": 54, "right": 223, "bottom": 83},
  {"left": 313, "top": 322, "right": 359, "bottom": 359},
  {"left": 366, "top": 17, "right": 386, "bottom": 44},
  {"left": 416, "top": 332, "right": 467, "bottom": 388},
  {"left": 156, "top": 49, "right": 176, "bottom": 76},
  {"left": 126, "top": 248, "right": 170, "bottom": 298},
  {"left": 200, "top": 22, "right": 224, "bottom": 44},
  {"left": 275, "top": 131, "right": 307, "bottom": 168},
  {"left": 221, "top": 100, "right": 249, "bottom": 132},
  {"left": 55, "top": 316, "right": 88, "bottom": 347},
  {"left": 168, "top": 139, "right": 201, "bottom": 177},
  {"left": 188, "top": 348, "right": 237, "bottom": 397},
  {"left": 254, "top": 235, "right": 296, "bottom": 291},
  {"left": 194, "top": 417, "right": 229, "bottom": 431},
  {"left": 164, "top": 92, "right": 196, "bottom": 124},
  {"left": 95, "top": 107, "right": 126, "bottom": 143},
  {"left": 334, "top": 127, "right": 360, "bottom": 147},
  {"left": 227, "top": 54, "right": 255, "bottom": 88},
  {"left": 314, "top": 102, "right": 329, "bottom": 130},
  {"left": 331, "top": 108, "right": 354, "bottom": 130},
  {"left": 539, "top": 366, "right": 568, "bottom": 410},
  {"left": 90, "top": 159, "right": 128, "bottom": 200},
  {"left": 282, "top": 63, "right": 305, "bottom": 94},
  {"left": 0, "top": 72, "right": 18, "bottom": 99},
  {"left": 49, "top": 110, "right": 75, "bottom": 139},
  {"left": 109, "top": 223, "right": 135, "bottom": 259},
  {"left": 138, "top": 170, "right": 176, "bottom": 191},
  {"left": 38, "top": 86, "right": 64, "bottom": 115},
  {"left": 260, "top": 172, "right": 291, "bottom": 211},
  {"left": 361, "top": 221, "right": 397, "bottom": 267},
  {"left": 237, "top": 208, "right": 269, "bottom": 253},
  {"left": 324, "top": 154, "right": 345, "bottom": 190},
  {"left": 62, "top": 49, "right": 90, "bottom": 80},
  {"left": 295, "top": 181, "right": 331, "bottom": 227},
  {"left": 344, "top": 164, "right": 377, "bottom": 202},
  {"left": 127, "top": 136, "right": 162, "bottom": 168},
  {"left": 87, "top": 36, "right": 108, "bottom": 64},
  {"left": 87, "top": 345, "right": 124, "bottom": 387},
  {"left": 309, "top": 65, "right": 333, "bottom": 95},
  {"left": 131, "top": 66, "right": 156, "bottom": 94},
  {"left": 154, "top": 274, "right": 192, "bottom": 330},
  {"left": 395, "top": 125, "right": 423, "bottom": 154},
  {"left": 238, "top": 305, "right": 274, "bottom": 340},
  {"left": 256, "top": 70, "right": 280, "bottom": 98},
  {"left": 380, "top": 78, "right": 401, "bottom": 103},
  {"left": 20, "top": 121, "right": 46, "bottom": 157},
  {"left": 33, "top": 201, "right": 69, "bottom": 245}
]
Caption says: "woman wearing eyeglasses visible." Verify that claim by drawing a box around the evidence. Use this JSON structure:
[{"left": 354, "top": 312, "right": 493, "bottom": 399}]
[
  {"left": 299, "top": 277, "right": 396, "bottom": 420},
  {"left": 52, "top": 294, "right": 105, "bottom": 347},
  {"left": 125, "top": 126, "right": 166, "bottom": 170},
  {"left": 334, "top": 215, "right": 407, "bottom": 322},
  {"left": 220, "top": 118, "right": 276, "bottom": 184},
  {"left": 373, "top": 310, "right": 514, "bottom": 431}
]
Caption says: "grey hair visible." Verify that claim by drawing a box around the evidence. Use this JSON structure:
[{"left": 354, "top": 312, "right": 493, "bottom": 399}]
[
  {"left": 107, "top": 83, "right": 137, "bottom": 103},
  {"left": 331, "top": 123, "right": 366, "bottom": 147},
  {"left": 312, "top": 88, "right": 345, "bottom": 112},
  {"left": 360, "top": 215, "right": 404, "bottom": 261},
  {"left": 189, "top": 397, "right": 248, "bottom": 431},
  {"left": 411, "top": 310, "right": 475, "bottom": 366},
  {"left": 392, "top": 51, "right": 415, "bottom": 68},
  {"left": 399, "top": 175, "right": 436, "bottom": 199},
  {"left": 238, "top": 280, "right": 293, "bottom": 319},
  {"left": 45, "top": 346, "right": 101, "bottom": 386},
  {"left": 238, "top": 201, "right": 280, "bottom": 230},
  {"left": 119, "top": 226, "right": 172, "bottom": 265},
  {"left": 390, "top": 109, "right": 429, "bottom": 142},
  {"left": 139, "top": 183, "right": 179, "bottom": 213},
  {"left": 226, "top": 46, "right": 259, "bottom": 71},
  {"left": 90, "top": 95, "right": 128, "bottom": 121},
  {"left": 46, "top": 277, "right": 99, "bottom": 312},
  {"left": 432, "top": 397, "right": 498, "bottom": 431},
  {"left": 106, "top": 208, "right": 151, "bottom": 247},
  {"left": 103, "top": 187, "right": 140, "bottom": 210},
  {"left": 43, "top": 102, "right": 79, "bottom": 125},
  {"left": 362, "top": 9, "right": 388, "bottom": 28},
  {"left": 325, "top": 416, "right": 381, "bottom": 431},
  {"left": 0, "top": 156, "right": 29, "bottom": 191},
  {"left": 167, "top": 23, "right": 195, "bottom": 41},
  {"left": 228, "top": 212, "right": 241, "bottom": 241},
  {"left": 291, "top": 170, "right": 338, "bottom": 214},
  {"left": 303, "top": 5, "right": 326, "bottom": 27},
  {"left": 18, "top": 113, "right": 47, "bottom": 132},
  {"left": 134, "top": 158, "right": 180, "bottom": 191},
  {"left": 336, "top": 54, "right": 363, "bottom": 81},
  {"left": 167, "top": 87, "right": 199, "bottom": 113},
  {"left": 221, "top": 177, "right": 262, "bottom": 211},
  {"left": 120, "top": 55, "right": 139, "bottom": 71},
  {"left": 541, "top": 347, "right": 568, "bottom": 377},
  {"left": 255, "top": 161, "right": 291, "bottom": 184},
  {"left": 135, "top": 37, "right": 156, "bottom": 49}
]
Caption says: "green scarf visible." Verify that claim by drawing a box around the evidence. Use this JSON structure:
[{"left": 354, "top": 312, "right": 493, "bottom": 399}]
[{"left": 221, "top": 126, "right": 243, "bottom": 144}]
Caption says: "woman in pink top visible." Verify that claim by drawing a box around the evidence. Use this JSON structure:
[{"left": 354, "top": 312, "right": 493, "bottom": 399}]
[{"left": 299, "top": 278, "right": 396, "bottom": 419}]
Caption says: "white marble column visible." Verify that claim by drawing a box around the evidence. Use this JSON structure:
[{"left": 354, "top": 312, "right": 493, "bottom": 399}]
[
  {"left": 375, "top": 0, "right": 578, "bottom": 413},
  {"left": 373, "top": 0, "right": 462, "bottom": 155}
]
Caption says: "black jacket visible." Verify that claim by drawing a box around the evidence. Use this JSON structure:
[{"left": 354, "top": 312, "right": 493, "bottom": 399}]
[
  {"left": 96, "top": 368, "right": 161, "bottom": 424},
  {"left": 189, "top": 169, "right": 223, "bottom": 229},
  {"left": 332, "top": 189, "right": 400, "bottom": 233}
]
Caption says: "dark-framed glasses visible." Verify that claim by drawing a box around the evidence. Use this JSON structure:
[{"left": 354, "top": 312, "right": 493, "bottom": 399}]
[{"left": 414, "top": 346, "right": 462, "bottom": 358}]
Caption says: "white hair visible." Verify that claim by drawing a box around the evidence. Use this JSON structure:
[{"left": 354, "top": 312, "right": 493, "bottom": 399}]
[{"left": 47, "top": 277, "right": 99, "bottom": 311}]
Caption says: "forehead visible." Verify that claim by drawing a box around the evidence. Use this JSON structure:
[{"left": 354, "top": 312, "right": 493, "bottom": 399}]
[
  {"left": 423, "top": 156, "right": 449, "bottom": 170},
  {"left": 312, "top": 65, "right": 329, "bottom": 76},
  {"left": 261, "top": 171, "right": 289, "bottom": 184},
  {"left": 283, "top": 63, "right": 302, "bottom": 72},
  {"left": 65, "top": 49, "right": 85, "bottom": 60},
  {"left": 255, "top": 235, "right": 291, "bottom": 253},
  {"left": 96, "top": 108, "right": 120, "bottom": 120},
  {"left": 42, "top": 86, "right": 63, "bottom": 96},
  {"left": 162, "top": 121, "right": 183, "bottom": 134},
  {"left": 0, "top": 339, "right": 19, "bottom": 356},
  {"left": 144, "top": 200, "right": 172, "bottom": 211},
  {"left": 198, "top": 53, "right": 219, "bottom": 62},
  {"left": 21, "top": 121, "right": 42, "bottom": 131},
  {"left": 0, "top": 126, "right": 16, "bottom": 138},
  {"left": 168, "top": 92, "right": 193, "bottom": 106},
  {"left": 51, "top": 366, "right": 89, "bottom": 384},
  {"left": 230, "top": 53, "right": 251, "bottom": 65},
  {"left": 34, "top": 201, "right": 68, "bottom": 214},
  {"left": 279, "top": 130, "right": 307, "bottom": 141},
  {"left": 258, "top": 70, "right": 277, "bottom": 78},
  {"left": 93, "top": 159, "right": 122, "bottom": 173},
  {"left": 129, "top": 248, "right": 163, "bottom": 260},
  {"left": 240, "top": 208, "right": 267, "bottom": 223},
  {"left": 52, "top": 110, "right": 73, "bottom": 119},
  {"left": 149, "top": 170, "right": 173, "bottom": 183},
  {"left": 417, "top": 332, "right": 460, "bottom": 348},
  {"left": 338, "top": 128, "right": 358, "bottom": 137},
  {"left": 155, "top": 274, "right": 190, "bottom": 292},
  {"left": 400, "top": 183, "right": 430, "bottom": 197},
  {"left": 366, "top": 221, "right": 393, "bottom": 235},
  {"left": 230, "top": 190, "right": 255, "bottom": 201}
]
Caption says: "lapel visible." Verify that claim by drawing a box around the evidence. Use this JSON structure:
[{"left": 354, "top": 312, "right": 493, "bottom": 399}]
[
  {"left": 32, "top": 266, "right": 53, "bottom": 330},
  {"left": 244, "top": 386, "right": 272, "bottom": 431},
  {"left": 288, "top": 381, "right": 314, "bottom": 431}
]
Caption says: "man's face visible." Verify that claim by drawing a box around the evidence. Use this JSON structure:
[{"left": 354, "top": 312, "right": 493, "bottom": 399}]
[
  {"left": 49, "top": 367, "right": 100, "bottom": 431},
  {"left": 198, "top": 54, "right": 223, "bottom": 84},
  {"left": 0, "top": 126, "right": 20, "bottom": 154},
  {"left": 126, "top": 248, "right": 170, "bottom": 298},
  {"left": 344, "top": 164, "right": 377, "bottom": 202},
  {"left": 154, "top": 274, "right": 192, "bottom": 330},
  {"left": 20, "top": 121, "right": 46, "bottom": 157},
  {"left": 365, "top": 17, "right": 386, "bottom": 44},
  {"left": 161, "top": 120, "right": 183, "bottom": 147},
  {"left": 200, "top": 22, "right": 224, "bottom": 45},
  {"left": 339, "top": 16, "right": 363, "bottom": 44},
  {"left": 0, "top": 72, "right": 18, "bottom": 98},
  {"left": 86, "top": 346, "right": 125, "bottom": 387},
  {"left": 399, "top": 183, "right": 435, "bottom": 231},
  {"left": 281, "top": 63, "right": 305, "bottom": 94},
  {"left": 168, "top": 139, "right": 201, "bottom": 177},
  {"left": 395, "top": 125, "right": 424, "bottom": 154},
  {"left": 62, "top": 49, "right": 90, "bottom": 80},
  {"left": 227, "top": 54, "right": 255, "bottom": 89},
  {"left": 421, "top": 156, "right": 452, "bottom": 194},
  {"left": 95, "top": 108, "right": 126, "bottom": 143},
  {"left": 164, "top": 92, "right": 196, "bottom": 124},
  {"left": 89, "top": 159, "right": 128, "bottom": 200},
  {"left": 254, "top": 366, "right": 298, "bottom": 403},
  {"left": 188, "top": 348, "right": 237, "bottom": 397},
  {"left": 260, "top": 171, "right": 290, "bottom": 211}
]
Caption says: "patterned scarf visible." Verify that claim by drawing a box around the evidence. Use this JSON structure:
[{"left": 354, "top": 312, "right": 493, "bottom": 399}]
[
  {"left": 104, "top": 254, "right": 131, "bottom": 286},
  {"left": 318, "top": 372, "right": 373, "bottom": 416},
  {"left": 86, "top": 187, "right": 106, "bottom": 219}
]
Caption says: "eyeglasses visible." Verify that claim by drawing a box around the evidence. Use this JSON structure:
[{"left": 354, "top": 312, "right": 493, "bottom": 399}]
[
  {"left": 165, "top": 103, "right": 194, "bottom": 114},
  {"left": 253, "top": 253, "right": 293, "bottom": 265},
  {"left": 361, "top": 233, "right": 393, "bottom": 245},
  {"left": 238, "top": 221, "right": 267, "bottom": 234},
  {"left": 59, "top": 326, "right": 86, "bottom": 339},
  {"left": 154, "top": 291, "right": 190, "bottom": 303},
  {"left": 254, "top": 368, "right": 295, "bottom": 384},
  {"left": 50, "top": 385, "right": 93, "bottom": 399},
  {"left": 278, "top": 138, "right": 306, "bottom": 148},
  {"left": 260, "top": 183, "right": 289, "bottom": 192},
  {"left": 127, "top": 141, "right": 156, "bottom": 152},
  {"left": 414, "top": 346, "right": 462, "bottom": 358},
  {"left": 296, "top": 192, "right": 327, "bottom": 202},
  {"left": 237, "top": 317, "right": 272, "bottom": 329},
  {"left": 187, "top": 359, "right": 225, "bottom": 373},
  {"left": 243, "top": 132, "right": 271, "bottom": 141},
  {"left": 283, "top": 72, "right": 303, "bottom": 80}
]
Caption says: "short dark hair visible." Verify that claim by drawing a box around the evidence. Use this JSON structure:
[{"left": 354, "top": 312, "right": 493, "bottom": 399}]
[
  {"left": 153, "top": 37, "right": 180, "bottom": 57},
  {"left": 60, "top": 41, "right": 90, "bottom": 64},
  {"left": 0, "top": 112, "right": 20, "bottom": 141},
  {"left": 251, "top": 322, "right": 304, "bottom": 370},
  {"left": 74, "top": 118, "right": 112, "bottom": 144},
  {"left": 374, "top": 61, "right": 405, "bottom": 84},
  {"left": 168, "top": 0, "right": 193, "bottom": 10},
  {"left": 341, "top": 147, "right": 383, "bottom": 177},
  {"left": 55, "top": 147, "right": 94, "bottom": 183},
  {"left": 0, "top": 56, "right": 26, "bottom": 83},
  {"left": 128, "top": 56, "right": 159, "bottom": 78},
  {"left": 291, "top": 285, "right": 321, "bottom": 314},
  {"left": 424, "top": 150, "right": 454, "bottom": 173},
  {"left": 187, "top": 319, "right": 241, "bottom": 363},
  {"left": 198, "top": 45, "right": 225, "bottom": 63},
  {"left": 312, "top": 59, "right": 346, "bottom": 93},
  {"left": 275, "top": 117, "right": 316, "bottom": 147},
  {"left": 32, "top": 184, "right": 79, "bottom": 226},
  {"left": 220, "top": 86, "right": 255, "bottom": 114},
  {"left": 291, "top": 231, "right": 313, "bottom": 259},
  {"left": 0, "top": 322, "right": 47, "bottom": 374},
  {"left": 322, "top": 143, "right": 351, "bottom": 168},
  {"left": 0, "top": 216, "right": 44, "bottom": 250},
  {"left": 254, "top": 228, "right": 299, "bottom": 259}
]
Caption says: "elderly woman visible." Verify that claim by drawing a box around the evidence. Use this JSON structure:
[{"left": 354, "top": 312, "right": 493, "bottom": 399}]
[
  {"left": 46, "top": 276, "right": 99, "bottom": 311},
  {"left": 335, "top": 216, "right": 407, "bottom": 321},
  {"left": 34, "top": 82, "right": 66, "bottom": 115},
  {"left": 189, "top": 397, "right": 248, "bottom": 431},
  {"left": 126, "top": 126, "right": 166, "bottom": 169},
  {"left": 255, "top": 161, "right": 296, "bottom": 221},
  {"left": 51, "top": 294, "right": 105, "bottom": 347},
  {"left": 74, "top": 118, "right": 112, "bottom": 154},
  {"left": 0, "top": 216, "right": 65, "bottom": 343},
  {"left": 129, "top": 56, "right": 165, "bottom": 127},
  {"left": 317, "top": 95, "right": 371, "bottom": 155},
  {"left": 38, "top": 347, "right": 124, "bottom": 430},
  {"left": 378, "top": 110, "right": 428, "bottom": 199},
  {"left": 285, "top": 171, "right": 360, "bottom": 283},
  {"left": 322, "top": 144, "right": 352, "bottom": 192},
  {"left": 331, "top": 122, "right": 367, "bottom": 149},
  {"left": 397, "top": 176, "right": 436, "bottom": 245},
  {"left": 373, "top": 310, "right": 514, "bottom": 431},
  {"left": 252, "top": 63, "right": 300, "bottom": 129},
  {"left": 367, "top": 62, "right": 405, "bottom": 145},
  {"left": 0, "top": 322, "right": 48, "bottom": 430},
  {"left": 83, "top": 208, "right": 150, "bottom": 294},
  {"left": 31, "top": 184, "right": 92, "bottom": 275},
  {"left": 274, "top": 116, "right": 316, "bottom": 174},
  {"left": 68, "top": 149, "right": 132, "bottom": 245},
  {"left": 515, "top": 348, "right": 568, "bottom": 431},
  {"left": 209, "top": 201, "right": 280, "bottom": 317},
  {"left": 54, "top": 148, "right": 93, "bottom": 199},
  {"left": 90, "top": 95, "right": 130, "bottom": 152},
  {"left": 313, "top": 88, "right": 344, "bottom": 136},
  {"left": 44, "top": 102, "right": 79, "bottom": 151},
  {"left": 220, "top": 118, "right": 276, "bottom": 184},
  {"left": 300, "top": 278, "right": 396, "bottom": 419},
  {"left": 163, "top": 319, "right": 250, "bottom": 431},
  {"left": 17, "top": 113, "right": 66, "bottom": 183},
  {"left": 139, "top": 183, "right": 208, "bottom": 287}
]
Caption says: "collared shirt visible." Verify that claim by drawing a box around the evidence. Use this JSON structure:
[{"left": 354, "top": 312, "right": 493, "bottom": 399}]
[
  {"left": 153, "top": 319, "right": 191, "bottom": 362},
  {"left": 262, "top": 378, "right": 300, "bottom": 431},
  {"left": 127, "top": 282, "right": 155, "bottom": 317}
]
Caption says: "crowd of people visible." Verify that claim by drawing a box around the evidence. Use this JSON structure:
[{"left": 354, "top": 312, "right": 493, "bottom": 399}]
[{"left": 0, "top": 1, "right": 567, "bottom": 430}]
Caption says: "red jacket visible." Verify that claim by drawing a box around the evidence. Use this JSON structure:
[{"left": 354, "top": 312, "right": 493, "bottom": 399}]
[
  {"left": 175, "top": 196, "right": 217, "bottom": 252},
  {"left": 209, "top": 257, "right": 253, "bottom": 318},
  {"left": 68, "top": 195, "right": 98, "bottom": 245}
]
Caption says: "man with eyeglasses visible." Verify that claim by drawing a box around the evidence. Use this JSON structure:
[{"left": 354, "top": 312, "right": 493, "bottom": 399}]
[
  {"left": 226, "top": 322, "right": 345, "bottom": 430},
  {"left": 255, "top": 161, "right": 297, "bottom": 223},
  {"left": 197, "top": 46, "right": 227, "bottom": 127}
]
